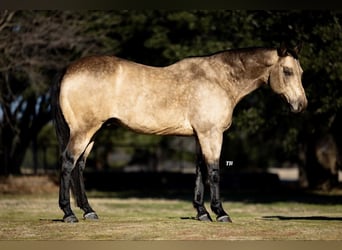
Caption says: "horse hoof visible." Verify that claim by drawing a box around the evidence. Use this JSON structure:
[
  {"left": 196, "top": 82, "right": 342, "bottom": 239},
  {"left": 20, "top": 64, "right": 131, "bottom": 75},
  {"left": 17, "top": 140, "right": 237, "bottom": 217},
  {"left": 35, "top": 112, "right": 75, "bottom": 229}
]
[
  {"left": 217, "top": 215, "right": 232, "bottom": 223},
  {"left": 83, "top": 212, "right": 99, "bottom": 220},
  {"left": 63, "top": 214, "right": 79, "bottom": 223},
  {"left": 197, "top": 213, "right": 213, "bottom": 222}
]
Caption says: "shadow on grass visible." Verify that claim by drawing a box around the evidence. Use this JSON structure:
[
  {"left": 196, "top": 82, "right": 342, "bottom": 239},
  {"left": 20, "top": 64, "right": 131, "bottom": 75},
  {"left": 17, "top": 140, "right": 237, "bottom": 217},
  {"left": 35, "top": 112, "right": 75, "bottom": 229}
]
[
  {"left": 39, "top": 218, "right": 65, "bottom": 223},
  {"left": 262, "top": 215, "right": 342, "bottom": 221}
]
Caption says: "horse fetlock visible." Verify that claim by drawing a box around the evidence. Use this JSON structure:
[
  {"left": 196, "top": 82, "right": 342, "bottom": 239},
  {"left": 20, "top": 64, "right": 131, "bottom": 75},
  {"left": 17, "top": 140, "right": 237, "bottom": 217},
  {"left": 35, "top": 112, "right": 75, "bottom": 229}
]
[
  {"left": 83, "top": 211, "right": 99, "bottom": 220},
  {"left": 211, "top": 202, "right": 232, "bottom": 222},
  {"left": 194, "top": 204, "right": 212, "bottom": 222},
  {"left": 217, "top": 215, "right": 232, "bottom": 223},
  {"left": 63, "top": 213, "right": 79, "bottom": 223},
  {"left": 211, "top": 201, "right": 227, "bottom": 216},
  {"left": 197, "top": 212, "right": 213, "bottom": 222}
]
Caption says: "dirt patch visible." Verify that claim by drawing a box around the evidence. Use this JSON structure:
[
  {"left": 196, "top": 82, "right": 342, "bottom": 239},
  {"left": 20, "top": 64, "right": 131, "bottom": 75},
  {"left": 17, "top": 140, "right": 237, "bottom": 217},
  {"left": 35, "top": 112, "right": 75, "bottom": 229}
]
[{"left": 0, "top": 175, "right": 59, "bottom": 194}]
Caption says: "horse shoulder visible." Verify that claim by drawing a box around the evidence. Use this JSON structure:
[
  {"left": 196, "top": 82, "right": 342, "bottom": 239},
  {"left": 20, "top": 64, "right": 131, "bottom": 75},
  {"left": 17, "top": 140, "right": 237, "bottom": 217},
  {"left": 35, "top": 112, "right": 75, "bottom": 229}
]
[{"left": 188, "top": 80, "right": 234, "bottom": 134}]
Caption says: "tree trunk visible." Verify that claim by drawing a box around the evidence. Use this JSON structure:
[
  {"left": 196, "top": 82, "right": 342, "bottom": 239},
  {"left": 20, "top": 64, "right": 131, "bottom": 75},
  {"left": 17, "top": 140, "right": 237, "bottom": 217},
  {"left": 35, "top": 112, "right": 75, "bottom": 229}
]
[
  {"left": 331, "top": 109, "right": 342, "bottom": 170},
  {"left": 0, "top": 95, "right": 51, "bottom": 176},
  {"left": 0, "top": 123, "right": 15, "bottom": 175}
]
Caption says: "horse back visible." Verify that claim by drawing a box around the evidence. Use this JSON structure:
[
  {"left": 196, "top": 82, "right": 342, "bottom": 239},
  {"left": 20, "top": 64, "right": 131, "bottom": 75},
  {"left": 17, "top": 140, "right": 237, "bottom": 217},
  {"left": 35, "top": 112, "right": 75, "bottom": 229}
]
[{"left": 59, "top": 55, "right": 196, "bottom": 136}]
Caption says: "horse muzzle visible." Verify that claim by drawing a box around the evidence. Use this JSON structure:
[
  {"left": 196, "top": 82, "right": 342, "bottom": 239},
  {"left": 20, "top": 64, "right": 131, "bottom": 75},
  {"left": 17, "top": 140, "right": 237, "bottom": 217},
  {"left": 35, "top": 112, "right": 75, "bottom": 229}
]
[{"left": 289, "top": 96, "right": 308, "bottom": 113}]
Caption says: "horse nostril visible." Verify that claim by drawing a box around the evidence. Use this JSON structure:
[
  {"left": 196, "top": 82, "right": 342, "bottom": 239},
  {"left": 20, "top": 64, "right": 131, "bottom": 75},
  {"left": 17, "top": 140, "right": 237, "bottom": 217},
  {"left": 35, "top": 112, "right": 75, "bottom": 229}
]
[
  {"left": 299, "top": 103, "right": 303, "bottom": 111},
  {"left": 300, "top": 97, "right": 308, "bottom": 112},
  {"left": 298, "top": 98, "right": 308, "bottom": 112}
]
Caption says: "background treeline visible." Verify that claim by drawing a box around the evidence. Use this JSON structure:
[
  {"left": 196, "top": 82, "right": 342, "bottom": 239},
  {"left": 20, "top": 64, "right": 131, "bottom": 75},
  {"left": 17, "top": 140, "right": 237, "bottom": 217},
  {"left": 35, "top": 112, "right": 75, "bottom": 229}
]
[{"left": 0, "top": 10, "right": 341, "bottom": 189}]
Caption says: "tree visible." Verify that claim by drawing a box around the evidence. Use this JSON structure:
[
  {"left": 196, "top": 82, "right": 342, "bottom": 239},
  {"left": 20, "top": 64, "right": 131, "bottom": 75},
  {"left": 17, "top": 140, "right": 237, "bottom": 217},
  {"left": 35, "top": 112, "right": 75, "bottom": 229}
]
[
  {"left": 220, "top": 10, "right": 342, "bottom": 189},
  {"left": 0, "top": 10, "right": 169, "bottom": 175},
  {"left": 0, "top": 11, "right": 115, "bottom": 175},
  {"left": 0, "top": 10, "right": 341, "bottom": 191}
]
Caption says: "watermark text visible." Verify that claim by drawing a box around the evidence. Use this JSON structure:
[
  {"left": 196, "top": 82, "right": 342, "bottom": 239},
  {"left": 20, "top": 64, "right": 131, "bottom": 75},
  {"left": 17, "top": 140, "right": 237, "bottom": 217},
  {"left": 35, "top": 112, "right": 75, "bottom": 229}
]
[{"left": 225, "top": 161, "right": 234, "bottom": 167}]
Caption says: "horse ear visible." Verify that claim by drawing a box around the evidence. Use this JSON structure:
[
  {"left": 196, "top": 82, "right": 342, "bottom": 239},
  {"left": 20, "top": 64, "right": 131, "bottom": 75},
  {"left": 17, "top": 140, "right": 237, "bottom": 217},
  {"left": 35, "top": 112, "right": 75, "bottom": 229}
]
[
  {"left": 277, "top": 42, "right": 287, "bottom": 57},
  {"left": 293, "top": 42, "right": 303, "bottom": 55}
]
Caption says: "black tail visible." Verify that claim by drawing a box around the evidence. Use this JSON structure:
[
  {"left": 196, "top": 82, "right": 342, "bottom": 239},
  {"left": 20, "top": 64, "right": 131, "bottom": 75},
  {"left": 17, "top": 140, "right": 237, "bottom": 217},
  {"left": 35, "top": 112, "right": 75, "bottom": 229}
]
[
  {"left": 51, "top": 69, "right": 81, "bottom": 207},
  {"left": 51, "top": 68, "right": 70, "bottom": 152}
]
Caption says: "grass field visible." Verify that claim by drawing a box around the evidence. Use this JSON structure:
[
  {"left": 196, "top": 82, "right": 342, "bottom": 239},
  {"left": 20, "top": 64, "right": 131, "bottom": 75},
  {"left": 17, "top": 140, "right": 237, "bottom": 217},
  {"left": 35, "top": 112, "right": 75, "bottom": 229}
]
[{"left": 1, "top": 188, "right": 342, "bottom": 240}]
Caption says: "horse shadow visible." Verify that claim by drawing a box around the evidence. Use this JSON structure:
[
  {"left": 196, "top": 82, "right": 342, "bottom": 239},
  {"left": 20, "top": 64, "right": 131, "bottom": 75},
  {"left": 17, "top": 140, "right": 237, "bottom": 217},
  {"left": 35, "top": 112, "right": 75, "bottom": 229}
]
[{"left": 261, "top": 215, "right": 342, "bottom": 221}]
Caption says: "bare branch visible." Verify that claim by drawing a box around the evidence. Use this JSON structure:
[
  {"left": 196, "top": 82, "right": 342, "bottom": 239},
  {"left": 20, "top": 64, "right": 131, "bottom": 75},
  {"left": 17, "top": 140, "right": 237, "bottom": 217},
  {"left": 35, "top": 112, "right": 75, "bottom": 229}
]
[{"left": 0, "top": 10, "right": 16, "bottom": 32}]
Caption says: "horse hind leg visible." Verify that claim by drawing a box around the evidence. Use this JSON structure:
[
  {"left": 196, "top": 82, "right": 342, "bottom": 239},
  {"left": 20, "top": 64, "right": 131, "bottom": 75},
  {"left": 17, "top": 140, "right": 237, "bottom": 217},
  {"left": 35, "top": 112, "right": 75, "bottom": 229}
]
[
  {"left": 70, "top": 141, "right": 99, "bottom": 220},
  {"left": 59, "top": 132, "right": 96, "bottom": 223},
  {"left": 59, "top": 149, "right": 78, "bottom": 223}
]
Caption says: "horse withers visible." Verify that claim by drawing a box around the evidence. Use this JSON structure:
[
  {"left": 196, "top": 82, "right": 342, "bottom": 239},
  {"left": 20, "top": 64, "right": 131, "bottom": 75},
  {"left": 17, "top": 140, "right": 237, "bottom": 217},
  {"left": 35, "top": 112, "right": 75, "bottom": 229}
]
[{"left": 51, "top": 44, "right": 307, "bottom": 223}]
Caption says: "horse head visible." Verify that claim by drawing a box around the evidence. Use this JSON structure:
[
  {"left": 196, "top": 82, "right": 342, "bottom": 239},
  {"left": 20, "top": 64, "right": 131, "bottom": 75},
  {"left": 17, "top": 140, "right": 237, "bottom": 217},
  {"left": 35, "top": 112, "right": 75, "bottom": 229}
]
[{"left": 269, "top": 43, "right": 308, "bottom": 113}]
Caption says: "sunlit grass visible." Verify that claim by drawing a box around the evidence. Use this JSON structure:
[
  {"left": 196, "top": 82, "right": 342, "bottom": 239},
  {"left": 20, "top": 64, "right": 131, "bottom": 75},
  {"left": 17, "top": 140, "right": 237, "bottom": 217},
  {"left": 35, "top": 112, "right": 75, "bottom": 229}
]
[{"left": 0, "top": 192, "right": 342, "bottom": 240}]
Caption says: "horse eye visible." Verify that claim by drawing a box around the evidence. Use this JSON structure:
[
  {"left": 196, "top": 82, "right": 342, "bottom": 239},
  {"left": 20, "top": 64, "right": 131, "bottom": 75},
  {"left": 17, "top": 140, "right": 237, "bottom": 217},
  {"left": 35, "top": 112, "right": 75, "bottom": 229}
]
[{"left": 283, "top": 67, "right": 293, "bottom": 76}]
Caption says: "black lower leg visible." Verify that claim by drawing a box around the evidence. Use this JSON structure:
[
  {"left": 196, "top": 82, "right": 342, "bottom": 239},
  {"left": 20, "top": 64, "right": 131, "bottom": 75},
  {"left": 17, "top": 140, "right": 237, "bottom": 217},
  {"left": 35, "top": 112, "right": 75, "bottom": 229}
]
[
  {"left": 193, "top": 176, "right": 212, "bottom": 221},
  {"left": 208, "top": 165, "right": 232, "bottom": 222},
  {"left": 71, "top": 159, "right": 98, "bottom": 220},
  {"left": 59, "top": 152, "right": 78, "bottom": 223},
  {"left": 193, "top": 150, "right": 212, "bottom": 222}
]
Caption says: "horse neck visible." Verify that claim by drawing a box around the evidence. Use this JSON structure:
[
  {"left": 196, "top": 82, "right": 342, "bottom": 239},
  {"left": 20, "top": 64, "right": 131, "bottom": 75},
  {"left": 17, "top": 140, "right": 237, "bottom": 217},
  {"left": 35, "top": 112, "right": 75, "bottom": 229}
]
[
  {"left": 231, "top": 70, "right": 269, "bottom": 105},
  {"left": 214, "top": 49, "right": 278, "bottom": 105}
]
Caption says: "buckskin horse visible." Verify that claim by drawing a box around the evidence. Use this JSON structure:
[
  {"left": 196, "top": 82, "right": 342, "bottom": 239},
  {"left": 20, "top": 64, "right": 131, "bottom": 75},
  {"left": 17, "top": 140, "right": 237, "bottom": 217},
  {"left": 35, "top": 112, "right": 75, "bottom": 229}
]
[{"left": 51, "top": 44, "right": 307, "bottom": 223}]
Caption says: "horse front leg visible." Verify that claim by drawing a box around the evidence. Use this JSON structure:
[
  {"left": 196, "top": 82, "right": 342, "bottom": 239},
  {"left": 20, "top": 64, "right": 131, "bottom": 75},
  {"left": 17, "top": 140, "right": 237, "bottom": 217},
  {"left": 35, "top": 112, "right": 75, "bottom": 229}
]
[
  {"left": 196, "top": 130, "right": 232, "bottom": 223},
  {"left": 207, "top": 160, "right": 232, "bottom": 222},
  {"left": 193, "top": 142, "right": 212, "bottom": 221}
]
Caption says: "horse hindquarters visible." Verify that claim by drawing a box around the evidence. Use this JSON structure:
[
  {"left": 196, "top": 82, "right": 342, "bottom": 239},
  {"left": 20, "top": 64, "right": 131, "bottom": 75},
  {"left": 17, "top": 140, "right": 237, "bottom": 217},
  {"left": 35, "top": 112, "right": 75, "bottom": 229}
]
[{"left": 52, "top": 72, "right": 99, "bottom": 222}]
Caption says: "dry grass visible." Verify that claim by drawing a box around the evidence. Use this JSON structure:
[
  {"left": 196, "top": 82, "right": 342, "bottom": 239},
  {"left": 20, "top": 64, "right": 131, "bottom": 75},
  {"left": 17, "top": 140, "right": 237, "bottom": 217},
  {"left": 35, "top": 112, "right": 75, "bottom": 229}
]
[
  {"left": 0, "top": 194, "right": 342, "bottom": 240},
  {"left": 1, "top": 175, "right": 342, "bottom": 240}
]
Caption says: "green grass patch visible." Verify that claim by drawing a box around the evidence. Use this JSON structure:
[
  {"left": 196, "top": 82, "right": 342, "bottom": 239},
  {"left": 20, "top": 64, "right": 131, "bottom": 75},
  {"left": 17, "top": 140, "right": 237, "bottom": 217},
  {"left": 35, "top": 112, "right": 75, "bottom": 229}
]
[{"left": 0, "top": 192, "right": 342, "bottom": 240}]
